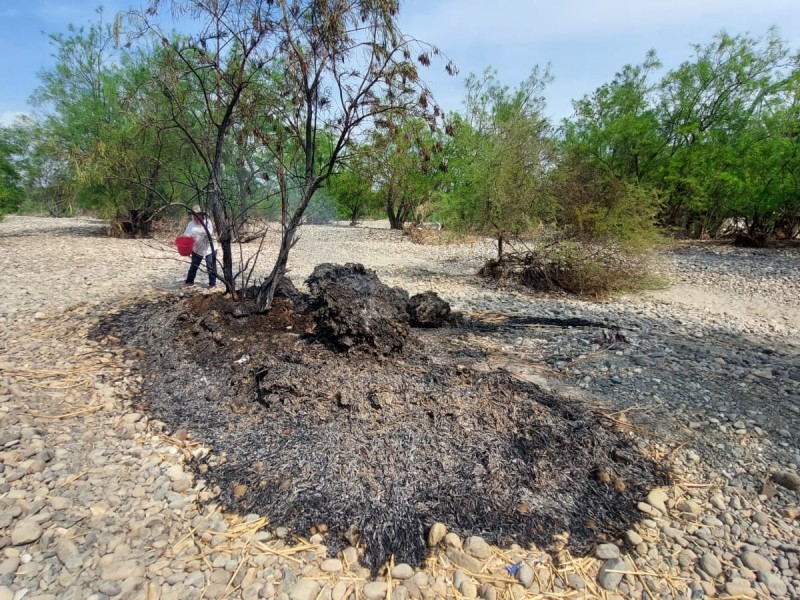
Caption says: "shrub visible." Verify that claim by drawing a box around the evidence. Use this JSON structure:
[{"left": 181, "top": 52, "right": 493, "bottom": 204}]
[
  {"left": 480, "top": 241, "right": 660, "bottom": 297},
  {"left": 477, "top": 155, "right": 664, "bottom": 296}
]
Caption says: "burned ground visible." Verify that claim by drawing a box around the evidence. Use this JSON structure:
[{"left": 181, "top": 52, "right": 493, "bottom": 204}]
[{"left": 97, "top": 284, "right": 668, "bottom": 570}]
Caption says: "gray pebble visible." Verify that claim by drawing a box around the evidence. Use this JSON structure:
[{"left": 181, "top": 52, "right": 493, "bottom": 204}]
[
  {"left": 515, "top": 564, "right": 534, "bottom": 588},
  {"left": 598, "top": 557, "right": 628, "bottom": 591},
  {"left": 757, "top": 571, "right": 787, "bottom": 597},
  {"left": 362, "top": 582, "right": 388, "bottom": 600},
  {"left": 699, "top": 553, "right": 722, "bottom": 577},
  {"left": 287, "top": 579, "right": 321, "bottom": 600},
  {"left": 320, "top": 559, "right": 342, "bottom": 573},
  {"left": 741, "top": 550, "right": 772, "bottom": 573},
  {"left": 566, "top": 573, "right": 585, "bottom": 590},
  {"left": 595, "top": 543, "right": 620, "bottom": 559},
  {"left": 464, "top": 536, "right": 492, "bottom": 559},
  {"left": 724, "top": 577, "right": 756, "bottom": 598},
  {"left": 11, "top": 519, "right": 43, "bottom": 545},
  {"left": 391, "top": 563, "right": 414, "bottom": 580}
]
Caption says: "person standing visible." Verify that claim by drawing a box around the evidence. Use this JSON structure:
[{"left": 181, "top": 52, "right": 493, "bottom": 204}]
[{"left": 183, "top": 204, "right": 218, "bottom": 289}]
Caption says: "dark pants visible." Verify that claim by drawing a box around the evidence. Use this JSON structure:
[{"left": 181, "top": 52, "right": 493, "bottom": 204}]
[{"left": 186, "top": 251, "right": 217, "bottom": 285}]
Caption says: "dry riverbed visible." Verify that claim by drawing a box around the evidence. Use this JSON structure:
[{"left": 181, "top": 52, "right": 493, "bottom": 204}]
[{"left": 0, "top": 216, "right": 798, "bottom": 600}]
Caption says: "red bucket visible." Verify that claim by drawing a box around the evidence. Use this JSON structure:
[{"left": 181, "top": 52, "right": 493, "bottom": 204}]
[{"left": 175, "top": 236, "right": 194, "bottom": 257}]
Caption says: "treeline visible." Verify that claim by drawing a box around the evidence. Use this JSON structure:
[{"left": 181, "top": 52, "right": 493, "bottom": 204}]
[
  {"left": 0, "top": 6, "right": 798, "bottom": 296},
  {"left": 326, "top": 30, "right": 800, "bottom": 248}
]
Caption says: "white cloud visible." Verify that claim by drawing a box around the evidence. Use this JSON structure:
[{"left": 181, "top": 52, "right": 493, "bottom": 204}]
[{"left": 0, "top": 111, "right": 29, "bottom": 126}]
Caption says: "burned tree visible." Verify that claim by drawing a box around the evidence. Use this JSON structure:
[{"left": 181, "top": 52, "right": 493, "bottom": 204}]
[
  {"left": 254, "top": 0, "right": 454, "bottom": 311},
  {"left": 127, "top": 0, "right": 281, "bottom": 294},
  {"left": 130, "top": 0, "right": 451, "bottom": 304}
]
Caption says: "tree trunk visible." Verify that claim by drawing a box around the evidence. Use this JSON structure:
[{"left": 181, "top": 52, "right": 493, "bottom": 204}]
[
  {"left": 388, "top": 211, "right": 404, "bottom": 230},
  {"left": 208, "top": 183, "right": 234, "bottom": 294},
  {"left": 128, "top": 209, "right": 151, "bottom": 237},
  {"left": 386, "top": 185, "right": 405, "bottom": 230},
  {"left": 255, "top": 227, "right": 294, "bottom": 312},
  {"left": 256, "top": 155, "right": 302, "bottom": 312}
]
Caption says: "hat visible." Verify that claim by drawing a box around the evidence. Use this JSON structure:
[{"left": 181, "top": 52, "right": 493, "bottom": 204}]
[{"left": 192, "top": 204, "right": 202, "bottom": 214}]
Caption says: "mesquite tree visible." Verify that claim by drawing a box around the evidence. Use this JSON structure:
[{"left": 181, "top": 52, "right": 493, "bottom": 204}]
[
  {"left": 253, "top": 0, "right": 450, "bottom": 311},
  {"left": 129, "top": 1, "right": 278, "bottom": 292},
  {"left": 134, "top": 0, "right": 448, "bottom": 308},
  {"left": 439, "top": 67, "right": 554, "bottom": 260}
]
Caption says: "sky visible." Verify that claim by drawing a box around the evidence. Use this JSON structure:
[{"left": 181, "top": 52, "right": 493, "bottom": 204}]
[{"left": 1, "top": 0, "right": 800, "bottom": 126}]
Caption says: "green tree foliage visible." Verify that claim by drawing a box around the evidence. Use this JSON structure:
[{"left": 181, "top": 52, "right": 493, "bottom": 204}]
[
  {"left": 326, "top": 148, "right": 380, "bottom": 225},
  {"left": 366, "top": 115, "right": 447, "bottom": 229},
  {"left": 29, "top": 10, "right": 119, "bottom": 216},
  {"left": 549, "top": 154, "right": 661, "bottom": 250},
  {"left": 0, "top": 123, "right": 29, "bottom": 217},
  {"left": 562, "top": 30, "right": 800, "bottom": 243},
  {"left": 440, "top": 67, "right": 554, "bottom": 258},
  {"left": 29, "top": 8, "right": 194, "bottom": 229},
  {"left": 564, "top": 51, "right": 664, "bottom": 184},
  {"left": 657, "top": 30, "right": 799, "bottom": 239}
]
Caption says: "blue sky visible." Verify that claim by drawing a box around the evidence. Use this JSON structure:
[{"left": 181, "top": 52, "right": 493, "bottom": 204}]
[{"left": 2, "top": 0, "right": 800, "bottom": 126}]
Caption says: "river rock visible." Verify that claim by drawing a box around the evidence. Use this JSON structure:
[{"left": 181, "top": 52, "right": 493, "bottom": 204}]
[
  {"left": 464, "top": 536, "right": 492, "bottom": 559},
  {"left": 446, "top": 548, "right": 482, "bottom": 574},
  {"left": 724, "top": 578, "right": 756, "bottom": 598},
  {"left": 391, "top": 563, "right": 414, "bottom": 580},
  {"left": 646, "top": 489, "right": 669, "bottom": 515},
  {"left": 10, "top": 520, "right": 43, "bottom": 545},
  {"left": 287, "top": 579, "right": 321, "bottom": 600},
  {"left": 699, "top": 553, "right": 722, "bottom": 577},
  {"left": 598, "top": 557, "right": 628, "bottom": 591},
  {"left": 362, "top": 582, "right": 388, "bottom": 600},
  {"left": 757, "top": 571, "right": 788, "bottom": 597},
  {"left": 515, "top": 564, "right": 534, "bottom": 588},
  {"left": 772, "top": 471, "right": 800, "bottom": 491},
  {"left": 741, "top": 550, "right": 772, "bottom": 573},
  {"left": 595, "top": 543, "right": 620, "bottom": 559},
  {"left": 320, "top": 559, "right": 342, "bottom": 573},
  {"left": 428, "top": 523, "right": 447, "bottom": 547}
]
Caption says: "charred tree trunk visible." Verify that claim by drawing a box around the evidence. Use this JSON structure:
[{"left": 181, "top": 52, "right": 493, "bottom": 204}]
[
  {"left": 256, "top": 220, "right": 298, "bottom": 312},
  {"left": 277, "top": 140, "right": 288, "bottom": 231},
  {"left": 208, "top": 181, "right": 234, "bottom": 294}
]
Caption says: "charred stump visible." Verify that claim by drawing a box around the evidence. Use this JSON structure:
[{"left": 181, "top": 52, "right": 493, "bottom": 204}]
[{"left": 307, "top": 263, "right": 410, "bottom": 354}]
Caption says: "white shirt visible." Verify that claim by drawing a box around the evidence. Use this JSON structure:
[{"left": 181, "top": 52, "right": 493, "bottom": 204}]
[{"left": 183, "top": 217, "right": 216, "bottom": 257}]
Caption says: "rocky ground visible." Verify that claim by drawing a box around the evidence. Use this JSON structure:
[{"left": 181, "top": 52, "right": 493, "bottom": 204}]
[{"left": 0, "top": 215, "right": 798, "bottom": 600}]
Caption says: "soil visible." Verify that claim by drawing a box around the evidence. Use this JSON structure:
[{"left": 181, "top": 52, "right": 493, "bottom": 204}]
[{"left": 97, "top": 278, "right": 668, "bottom": 570}]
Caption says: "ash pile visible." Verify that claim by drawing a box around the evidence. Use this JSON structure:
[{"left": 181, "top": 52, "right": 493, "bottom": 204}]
[{"left": 105, "top": 263, "right": 667, "bottom": 570}]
